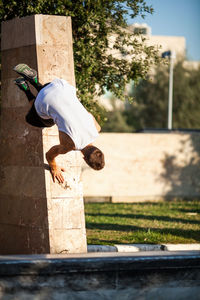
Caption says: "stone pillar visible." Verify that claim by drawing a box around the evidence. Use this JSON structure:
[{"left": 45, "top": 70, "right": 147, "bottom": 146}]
[{"left": 0, "top": 15, "right": 87, "bottom": 254}]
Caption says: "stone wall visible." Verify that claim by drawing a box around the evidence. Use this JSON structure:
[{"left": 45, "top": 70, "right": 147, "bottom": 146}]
[{"left": 82, "top": 132, "right": 200, "bottom": 202}]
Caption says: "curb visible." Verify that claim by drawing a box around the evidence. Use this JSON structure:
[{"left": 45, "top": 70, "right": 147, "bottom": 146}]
[{"left": 87, "top": 243, "right": 200, "bottom": 253}]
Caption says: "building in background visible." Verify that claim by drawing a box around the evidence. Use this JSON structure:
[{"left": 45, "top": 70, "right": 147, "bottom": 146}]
[
  {"left": 129, "top": 23, "right": 186, "bottom": 59},
  {"left": 99, "top": 23, "right": 199, "bottom": 110}
]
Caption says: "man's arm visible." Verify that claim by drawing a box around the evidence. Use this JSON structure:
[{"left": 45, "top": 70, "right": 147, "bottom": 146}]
[
  {"left": 46, "top": 131, "right": 75, "bottom": 183},
  {"left": 46, "top": 144, "right": 68, "bottom": 183}
]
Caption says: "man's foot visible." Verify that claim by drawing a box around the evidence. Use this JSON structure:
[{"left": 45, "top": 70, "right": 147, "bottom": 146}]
[
  {"left": 13, "top": 63, "right": 38, "bottom": 84},
  {"left": 14, "top": 77, "right": 30, "bottom": 92}
]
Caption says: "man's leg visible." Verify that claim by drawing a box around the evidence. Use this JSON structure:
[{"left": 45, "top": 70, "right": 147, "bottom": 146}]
[
  {"left": 13, "top": 63, "right": 44, "bottom": 92},
  {"left": 15, "top": 77, "right": 35, "bottom": 102},
  {"left": 15, "top": 77, "right": 55, "bottom": 128}
]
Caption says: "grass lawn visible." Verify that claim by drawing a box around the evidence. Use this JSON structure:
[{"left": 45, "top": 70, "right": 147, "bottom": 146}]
[{"left": 85, "top": 200, "right": 200, "bottom": 245}]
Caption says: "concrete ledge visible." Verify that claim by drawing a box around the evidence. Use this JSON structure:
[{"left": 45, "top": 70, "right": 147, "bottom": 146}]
[
  {"left": 0, "top": 251, "right": 200, "bottom": 276},
  {"left": 88, "top": 244, "right": 200, "bottom": 253},
  {"left": 87, "top": 245, "right": 117, "bottom": 252},
  {"left": 0, "top": 252, "right": 200, "bottom": 300},
  {"left": 162, "top": 244, "right": 200, "bottom": 251}
]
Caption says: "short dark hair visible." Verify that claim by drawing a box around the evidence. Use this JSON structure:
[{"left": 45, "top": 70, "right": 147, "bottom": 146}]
[{"left": 84, "top": 146, "right": 105, "bottom": 170}]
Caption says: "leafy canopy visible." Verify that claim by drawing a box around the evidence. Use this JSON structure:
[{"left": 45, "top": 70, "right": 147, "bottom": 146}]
[
  {"left": 0, "top": 0, "right": 160, "bottom": 121},
  {"left": 125, "top": 60, "right": 200, "bottom": 130}
]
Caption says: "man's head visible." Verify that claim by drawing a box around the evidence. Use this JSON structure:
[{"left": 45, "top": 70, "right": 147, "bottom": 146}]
[{"left": 82, "top": 145, "right": 105, "bottom": 170}]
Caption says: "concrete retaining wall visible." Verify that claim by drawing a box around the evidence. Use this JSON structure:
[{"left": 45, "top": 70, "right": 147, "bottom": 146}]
[
  {"left": 82, "top": 132, "right": 200, "bottom": 202},
  {"left": 0, "top": 252, "right": 199, "bottom": 300}
]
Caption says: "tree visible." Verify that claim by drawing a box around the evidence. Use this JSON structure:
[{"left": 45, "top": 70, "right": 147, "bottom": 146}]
[
  {"left": 125, "top": 60, "right": 200, "bottom": 130},
  {"left": 102, "top": 96, "right": 132, "bottom": 132},
  {"left": 0, "top": 0, "right": 160, "bottom": 122},
  {"left": 172, "top": 62, "right": 200, "bottom": 128}
]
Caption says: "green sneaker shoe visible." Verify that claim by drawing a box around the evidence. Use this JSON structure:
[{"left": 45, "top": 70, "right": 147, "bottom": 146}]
[
  {"left": 14, "top": 77, "right": 30, "bottom": 92},
  {"left": 13, "top": 63, "right": 38, "bottom": 84}
]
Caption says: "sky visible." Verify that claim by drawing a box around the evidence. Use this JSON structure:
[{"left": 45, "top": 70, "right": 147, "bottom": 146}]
[{"left": 127, "top": 0, "right": 200, "bottom": 61}]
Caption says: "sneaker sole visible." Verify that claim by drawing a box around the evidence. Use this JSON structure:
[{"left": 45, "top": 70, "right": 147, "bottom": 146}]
[
  {"left": 13, "top": 64, "right": 38, "bottom": 83},
  {"left": 14, "top": 77, "right": 29, "bottom": 91}
]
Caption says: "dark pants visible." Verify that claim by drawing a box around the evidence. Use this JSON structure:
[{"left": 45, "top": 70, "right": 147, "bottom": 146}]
[{"left": 24, "top": 82, "right": 55, "bottom": 128}]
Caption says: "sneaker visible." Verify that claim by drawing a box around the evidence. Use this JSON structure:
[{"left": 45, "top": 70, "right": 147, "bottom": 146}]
[
  {"left": 13, "top": 63, "right": 38, "bottom": 84},
  {"left": 14, "top": 77, "right": 30, "bottom": 92}
]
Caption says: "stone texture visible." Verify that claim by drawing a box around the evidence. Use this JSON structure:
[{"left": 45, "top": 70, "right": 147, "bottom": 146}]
[
  {"left": 35, "top": 15, "right": 75, "bottom": 85},
  {"left": 82, "top": 132, "right": 200, "bottom": 200},
  {"left": 0, "top": 15, "right": 87, "bottom": 254}
]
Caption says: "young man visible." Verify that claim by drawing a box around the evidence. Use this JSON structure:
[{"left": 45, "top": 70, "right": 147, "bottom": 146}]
[{"left": 13, "top": 64, "right": 105, "bottom": 184}]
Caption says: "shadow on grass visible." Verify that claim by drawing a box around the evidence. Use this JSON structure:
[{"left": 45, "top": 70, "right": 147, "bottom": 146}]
[
  {"left": 86, "top": 222, "right": 200, "bottom": 242},
  {"left": 86, "top": 212, "right": 200, "bottom": 225},
  {"left": 173, "top": 208, "right": 200, "bottom": 214},
  {"left": 87, "top": 238, "right": 122, "bottom": 245},
  {"left": 86, "top": 222, "right": 142, "bottom": 232},
  {"left": 87, "top": 238, "right": 124, "bottom": 245}
]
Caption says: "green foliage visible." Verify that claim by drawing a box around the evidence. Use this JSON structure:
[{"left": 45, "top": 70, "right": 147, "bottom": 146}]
[
  {"left": 102, "top": 95, "right": 132, "bottom": 132},
  {"left": 102, "top": 109, "right": 132, "bottom": 132},
  {"left": 173, "top": 62, "right": 200, "bottom": 128},
  {"left": 125, "top": 60, "right": 200, "bottom": 130},
  {"left": 0, "top": 0, "right": 161, "bottom": 120}
]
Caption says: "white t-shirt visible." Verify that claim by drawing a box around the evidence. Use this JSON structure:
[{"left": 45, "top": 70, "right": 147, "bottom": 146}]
[{"left": 34, "top": 78, "right": 99, "bottom": 150}]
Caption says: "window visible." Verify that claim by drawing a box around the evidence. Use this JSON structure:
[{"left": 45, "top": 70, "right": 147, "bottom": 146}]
[{"left": 134, "top": 27, "right": 147, "bottom": 35}]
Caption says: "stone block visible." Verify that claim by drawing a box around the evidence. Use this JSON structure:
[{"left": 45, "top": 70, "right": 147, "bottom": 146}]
[
  {"left": 0, "top": 166, "right": 46, "bottom": 198},
  {"left": 0, "top": 15, "right": 87, "bottom": 254},
  {"left": 35, "top": 15, "right": 75, "bottom": 86},
  {"left": 1, "top": 46, "right": 38, "bottom": 82},
  {"left": 47, "top": 197, "right": 85, "bottom": 229},
  {"left": 1, "top": 16, "right": 36, "bottom": 50},
  {"left": 0, "top": 108, "right": 44, "bottom": 167},
  {"left": 0, "top": 194, "right": 49, "bottom": 228},
  {"left": 0, "top": 224, "right": 50, "bottom": 254},
  {"left": 49, "top": 228, "right": 87, "bottom": 254}
]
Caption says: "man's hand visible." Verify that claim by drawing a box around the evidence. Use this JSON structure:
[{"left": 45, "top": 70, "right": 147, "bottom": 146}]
[
  {"left": 45, "top": 132, "right": 75, "bottom": 183},
  {"left": 50, "top": 165, "right": 65, "bottom": 184}
]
